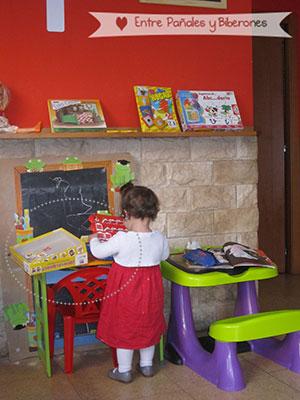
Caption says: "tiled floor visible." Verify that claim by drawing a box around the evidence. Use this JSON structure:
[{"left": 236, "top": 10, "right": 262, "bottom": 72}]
[{"left": 1, "top": 274, "right": 300, "bottom": 400}]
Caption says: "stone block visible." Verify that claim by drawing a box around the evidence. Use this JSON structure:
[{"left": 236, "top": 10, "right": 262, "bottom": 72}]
[
  {"left": 237, "top": 184, "right": 257, "bottom": 208},
  {"left": 190, "top": 287, "right": 235, "bottom": 331},
  {"left": 167, "top": 162, "right": 212, "bottom": 186},
  {"left": 237, "top": 231, "right": 258, "bottom": 248},
  {"left": 168, "top": 211, "right": 213, "bottom": 237},
  {"left": 140, "top": 162, "right": 167, "bottom": 186},
  {"left": 142, "top": 138, "right": 190, "bottom": 161},
  {"left": 151, "top": 212, "right": 167, "bottom": 235},
  {"left": 214, "top": 207, "right": 259, "bottom": 234},
  {"left": 191, "top": 185, "right": 236, "bottom": 210},
  {"left": 156, "top": 187, "right": 188, "bottom": 212},
  {"left": 190, "top": 137, "right": 236, "bottom": 160},
  {"left": 0, "top": 140, "right": 34, "bottom": 158},
  {"left": 237, "top": 136, "right": 257, "bottom": 159},
  {"left": 87, "top": 138, "right": 141, "bottom": 160},
  {"left": 35, "top": 139, "right": 89, "bottom": 157},
  {"left": 213, "top": 160, "right": 258, "bottom": 184}
]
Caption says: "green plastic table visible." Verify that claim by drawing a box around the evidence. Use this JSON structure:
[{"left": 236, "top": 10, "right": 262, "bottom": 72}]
[{"left": 160, "top": 254, "right": 278, "bottom": 389}]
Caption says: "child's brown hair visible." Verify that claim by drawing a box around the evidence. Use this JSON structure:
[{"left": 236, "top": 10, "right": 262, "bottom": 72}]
[{"left": 120, "top": 182, "right": 160, "bottom": 221}]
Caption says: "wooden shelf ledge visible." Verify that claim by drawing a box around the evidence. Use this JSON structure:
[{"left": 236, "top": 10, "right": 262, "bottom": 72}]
[{"left": 0, "top": 127, "right": 256, "bottom": 140}]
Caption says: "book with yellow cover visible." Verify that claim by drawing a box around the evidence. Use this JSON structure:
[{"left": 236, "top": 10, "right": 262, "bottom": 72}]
[{"left": 134, "top": 86, "right": 180, "bottom": 132}]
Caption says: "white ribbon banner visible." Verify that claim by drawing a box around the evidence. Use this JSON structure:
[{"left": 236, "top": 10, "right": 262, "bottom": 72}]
[{"left": 89, "top": 12, "right": 291, "bottom": 38}]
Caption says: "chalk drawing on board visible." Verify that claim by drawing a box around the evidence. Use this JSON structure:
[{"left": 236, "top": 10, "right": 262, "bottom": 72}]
[{"left": 16, "top": 165, "right": 113, "bottom": 238}]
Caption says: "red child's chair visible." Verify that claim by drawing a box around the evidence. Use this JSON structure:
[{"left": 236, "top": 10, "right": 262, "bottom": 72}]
[{"left": 47, "top": 267, "right": 117, "bottom": 373}]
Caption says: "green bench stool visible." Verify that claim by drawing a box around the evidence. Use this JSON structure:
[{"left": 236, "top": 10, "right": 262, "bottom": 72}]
[{"left": 208, "top": 309, "right": 300, "bottom": 391}]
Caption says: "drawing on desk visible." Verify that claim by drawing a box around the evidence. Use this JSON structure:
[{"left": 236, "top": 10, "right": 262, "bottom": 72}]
[{"left": 14, "top": 161, "right": 114, "bottom": 238}]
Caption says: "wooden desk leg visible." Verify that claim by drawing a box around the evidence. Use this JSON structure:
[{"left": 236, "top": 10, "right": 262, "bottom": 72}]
[{"left": 33, "top": 274, "right": 52, "bottom": 377}]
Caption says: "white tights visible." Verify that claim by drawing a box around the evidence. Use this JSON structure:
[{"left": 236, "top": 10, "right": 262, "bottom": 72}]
[{"left": 117, "top": 345, "right": 155, "bottom": 373}]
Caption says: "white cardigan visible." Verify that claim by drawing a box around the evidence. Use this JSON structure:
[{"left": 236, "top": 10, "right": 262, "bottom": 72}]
[{"left": 90, "top": 230, "right": 169, "bottom": 267}]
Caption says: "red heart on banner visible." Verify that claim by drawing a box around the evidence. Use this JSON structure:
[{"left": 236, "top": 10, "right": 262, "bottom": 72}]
[{"left": 116, "top": 17, "right": 128, "bottom": 31}]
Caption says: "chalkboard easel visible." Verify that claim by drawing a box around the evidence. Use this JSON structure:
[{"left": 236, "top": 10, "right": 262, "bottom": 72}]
[
  {"left": 14, "top": 160, "right": 114, "bottom": 238},
  {"left": 13, "top": 160, "right": 115, "bottom": 377}
]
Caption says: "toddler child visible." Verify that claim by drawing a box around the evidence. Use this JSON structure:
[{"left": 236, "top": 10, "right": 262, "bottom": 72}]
[{"left": 89, "top": 183, "right": 169, "bottom": 383}]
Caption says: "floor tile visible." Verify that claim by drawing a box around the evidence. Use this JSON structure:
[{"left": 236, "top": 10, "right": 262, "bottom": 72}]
[
  {"left": 270, "top": 368, "right": 300, "bottom": 392},
  {"left": 240, "top": 351, "right": 284, "bottom": 373},
  {"left": 0, "top": 358, "right": 80, "bottom": 400}
]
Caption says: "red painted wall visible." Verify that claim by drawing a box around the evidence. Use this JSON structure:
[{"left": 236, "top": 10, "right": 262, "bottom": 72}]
[{"left": 0, "top": 1, "right": 253, "bottom": 129}]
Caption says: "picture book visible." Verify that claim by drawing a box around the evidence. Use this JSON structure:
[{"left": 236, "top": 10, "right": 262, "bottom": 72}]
[
  {"left": 134, "top": 86, "right": 180, "bottom": 132},
  {"left": 48, "top": 99, "right": 107, "bottom": 132},
  {"left": 169, "top": 242, "right": 276, "bottom": 274},
  {"left": 88, "top": 214, "right": 127, "bottom": 242},
  {"left": 176, "top": 90, "right": 243, "bottom": 131},
  {"left": 221, "top": 242, "right": 276, "bottom": 268},
  {"left": 181, "top": 243, "right": 276, "bottom": 273}
]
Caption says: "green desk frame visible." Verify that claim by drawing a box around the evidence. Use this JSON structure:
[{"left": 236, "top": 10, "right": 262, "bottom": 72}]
[{"left": 33, "top": 273, "right": 51, "bottom": 377}]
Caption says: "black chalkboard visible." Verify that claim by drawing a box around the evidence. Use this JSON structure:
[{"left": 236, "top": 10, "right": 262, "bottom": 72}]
[{"left": 15, "top": 162, "right": 114, "bottom": 238}]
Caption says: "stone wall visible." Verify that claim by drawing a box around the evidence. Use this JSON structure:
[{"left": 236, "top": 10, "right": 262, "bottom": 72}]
[{"left": 0, "top": 135, "right": 258, "bottom": 357}]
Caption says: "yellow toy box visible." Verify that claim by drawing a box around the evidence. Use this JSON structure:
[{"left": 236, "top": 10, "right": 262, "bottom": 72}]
[{"left": 10, "top": 228, "right": 88, "bottom": 276}]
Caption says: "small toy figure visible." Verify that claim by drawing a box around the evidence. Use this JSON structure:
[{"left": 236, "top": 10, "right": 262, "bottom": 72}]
[
  {"left": 0, "top": 81, "right": 10, "bottom": 112},
  {"left": 110, "top": 160, "right": 134, "bottom": 191},
  {"left": 4, "top": 303, "right": 29, "bottom": 330},
  {"left": 25, "top": 158, "right": 46, "bottom": 172},
  {"left": 0, "top": 82, "right": 18, "bottom": 133},
  {"left": 0, "top": 81, "right": 42, "bottom": 134}
]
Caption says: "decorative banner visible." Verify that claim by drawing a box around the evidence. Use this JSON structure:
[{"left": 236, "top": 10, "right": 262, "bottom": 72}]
[{"left": 89, "top": 12, "right": 291, "bottom": 38}]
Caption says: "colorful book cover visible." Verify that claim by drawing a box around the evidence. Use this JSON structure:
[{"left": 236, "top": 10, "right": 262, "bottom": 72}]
[
  {"left": 134, "top": 86, "right": 180, "bottom": 132},
  {"left": 48, "top": 99, "right": 107, "bottom": 132},
  {"left": 88, "top": 214, "right": 127, "bottom": 242},
  {"left": 176, "top": 90, "right": 243, "bottom": 131}
]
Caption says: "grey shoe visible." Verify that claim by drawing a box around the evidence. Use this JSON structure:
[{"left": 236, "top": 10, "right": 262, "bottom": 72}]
[
  {"left": 137, "top": 364, "right": 154, "bottom": 377},
  {"left": 108, "top": 368, "right": 133, "bottom": 383}
]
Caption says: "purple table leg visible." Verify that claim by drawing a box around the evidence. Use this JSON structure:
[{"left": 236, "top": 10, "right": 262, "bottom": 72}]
[
  {"left": 235, "top": 281, "right": 300, "bottom": 373},
  {"left": 166, "top": 275, "right": 300, "bottom": 390},
  {"left": 166, "top": 283, "right": 245, "bottom": 391},
  {"left": 251, "top": 332, "right": 300, "bottom": 373},
  {"left": 235, "top": 281, "right": 260, "bottom": 316}
]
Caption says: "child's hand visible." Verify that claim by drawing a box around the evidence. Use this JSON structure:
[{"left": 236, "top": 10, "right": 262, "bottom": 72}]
[{"left": 88, "top": 233, "right": 99, "bottom": 241}]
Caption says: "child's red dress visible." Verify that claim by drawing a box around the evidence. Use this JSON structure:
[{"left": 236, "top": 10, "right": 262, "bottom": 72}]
[{"left": 96, "top": 262, "right": 166, "bottom": 349}]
